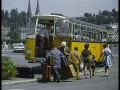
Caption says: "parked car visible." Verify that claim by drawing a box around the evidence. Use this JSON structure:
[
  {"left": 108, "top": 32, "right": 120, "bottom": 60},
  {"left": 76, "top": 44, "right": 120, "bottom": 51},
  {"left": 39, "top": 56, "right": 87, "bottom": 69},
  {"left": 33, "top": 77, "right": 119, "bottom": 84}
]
[{"left": 13, "top": 43, "right": 25, "bottom": 53}]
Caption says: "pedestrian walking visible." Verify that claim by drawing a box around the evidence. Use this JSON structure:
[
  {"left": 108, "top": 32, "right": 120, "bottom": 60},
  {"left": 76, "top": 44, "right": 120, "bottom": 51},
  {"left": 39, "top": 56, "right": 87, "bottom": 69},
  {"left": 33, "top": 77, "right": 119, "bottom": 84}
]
[
  {"left": 98, "top": 43, "right": 116, "bottom": 77},
  {"left": 46, "top": 44, "right": 63, "bottom": 83},
  {"left": 81, "top": 43, "right": 92, "bottom": 79},
  {"left": 68, "top": 46, "right": 81, "bottom": 80},
  {"left": 91, "top": 55, "right": 97, "bottom": 77}
]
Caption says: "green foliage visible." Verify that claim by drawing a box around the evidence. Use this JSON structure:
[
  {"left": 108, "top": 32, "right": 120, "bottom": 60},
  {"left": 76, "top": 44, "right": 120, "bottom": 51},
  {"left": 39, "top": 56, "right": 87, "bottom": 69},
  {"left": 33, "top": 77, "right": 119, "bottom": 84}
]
[
  {"left": 7, "top": 31, "right": 20, "bottom": 39},
  {"left": 2, "top": 9, "right": 27, "bottom": 30},
  {"left": 1, "top": 8, "right": 118, "bottom": 30},
  {"left": 2, "top": 39, "right": 6, "bottom": 44},
  {"left": 2, "top": 56, "right": 17, "bottom": 77},
  {"left": 76, "top": 9, "right": 118, "bottom": 25}
]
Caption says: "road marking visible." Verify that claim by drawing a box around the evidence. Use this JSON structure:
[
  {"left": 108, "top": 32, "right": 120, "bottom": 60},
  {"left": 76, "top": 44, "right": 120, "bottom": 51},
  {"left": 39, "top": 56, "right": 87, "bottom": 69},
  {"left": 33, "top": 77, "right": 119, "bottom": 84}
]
[{"left": 2, "top": 79, "right": 37, "bottom": 86}]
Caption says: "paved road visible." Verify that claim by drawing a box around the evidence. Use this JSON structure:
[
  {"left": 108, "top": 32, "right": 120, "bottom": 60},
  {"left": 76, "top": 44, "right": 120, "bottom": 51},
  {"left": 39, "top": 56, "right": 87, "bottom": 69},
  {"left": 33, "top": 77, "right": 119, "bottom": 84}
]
[
  {"left": 2, "top": 50, "right": 41, "bottom": 67},
  {"left": 2, "top": 60, "right": 118, "bottom": 90},
  {"left": 1, "top": 45, "right": 119, "bottom": 90}
]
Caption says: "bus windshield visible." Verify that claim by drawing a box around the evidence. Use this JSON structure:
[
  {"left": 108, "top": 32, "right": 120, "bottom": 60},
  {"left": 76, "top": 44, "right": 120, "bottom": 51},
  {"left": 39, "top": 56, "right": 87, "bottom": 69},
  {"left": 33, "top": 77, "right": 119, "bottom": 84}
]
[
  {"left": 55, "top": 19, "right": 70, "bottom": 36},
  {"left": 27, "top": 18, "right": 37, "bottom": 34}
]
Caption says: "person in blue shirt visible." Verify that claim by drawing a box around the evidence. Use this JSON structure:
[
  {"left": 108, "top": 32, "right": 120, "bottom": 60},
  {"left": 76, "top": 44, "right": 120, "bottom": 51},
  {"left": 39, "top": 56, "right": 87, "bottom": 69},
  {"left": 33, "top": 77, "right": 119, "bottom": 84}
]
[{"left": 46, "top": 44, "right": 63, "bottom": 83}]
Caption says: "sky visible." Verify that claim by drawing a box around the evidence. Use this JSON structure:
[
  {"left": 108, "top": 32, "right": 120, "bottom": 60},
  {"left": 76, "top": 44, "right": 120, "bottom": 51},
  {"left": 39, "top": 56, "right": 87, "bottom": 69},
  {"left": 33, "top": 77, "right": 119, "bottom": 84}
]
[{"left": 2, "top": 0, "right": 118, "bottom": 17}]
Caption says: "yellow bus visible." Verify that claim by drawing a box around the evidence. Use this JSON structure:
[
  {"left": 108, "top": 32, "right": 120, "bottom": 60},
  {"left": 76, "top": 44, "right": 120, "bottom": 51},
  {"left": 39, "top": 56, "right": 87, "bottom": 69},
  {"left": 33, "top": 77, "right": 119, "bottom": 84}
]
[{"left": 25, "top": 13, "right": 108, "bottom": 71}]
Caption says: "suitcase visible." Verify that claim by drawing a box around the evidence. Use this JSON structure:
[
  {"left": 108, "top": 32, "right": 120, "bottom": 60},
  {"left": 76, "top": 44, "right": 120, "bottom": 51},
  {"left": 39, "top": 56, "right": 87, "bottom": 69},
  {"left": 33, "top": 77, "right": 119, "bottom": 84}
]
[
  {"left": 61, "top": 55, "right": 69, "bottom": 68},
  {"left": 16, "top": 66, "right": 34, "bottom": 78},
  {"left": 42, "top": 65, "right": 52, "bottom": 81},
  {"left": 47, "top": 52, "right": 55, "bottom": 66},
  {"left": 61, "top": 64, "right": 76, "bottom": 79},
  {"left": 68, "top": 64, "right": 76, "bottom": 78}
]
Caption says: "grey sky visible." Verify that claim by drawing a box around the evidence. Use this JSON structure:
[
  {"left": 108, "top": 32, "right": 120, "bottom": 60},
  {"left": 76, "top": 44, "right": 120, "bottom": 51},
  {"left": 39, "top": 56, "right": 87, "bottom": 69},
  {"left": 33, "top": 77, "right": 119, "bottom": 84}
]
[{"left": 2, "top": 0, "right": 118, "bottom": 17}]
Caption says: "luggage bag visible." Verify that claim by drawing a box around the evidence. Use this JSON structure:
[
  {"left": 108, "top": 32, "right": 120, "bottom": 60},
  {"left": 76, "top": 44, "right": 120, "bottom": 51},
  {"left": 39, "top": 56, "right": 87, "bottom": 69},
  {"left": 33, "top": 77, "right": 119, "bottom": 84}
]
[
  {"left": 16, "top": 66, "right": 34, "bottom": 78},
  {"left": 42, "top": 65, "right": 52, "bottom": 81},
  {"left": 61, "top": 64, "right": 76, "bottom": 79}
]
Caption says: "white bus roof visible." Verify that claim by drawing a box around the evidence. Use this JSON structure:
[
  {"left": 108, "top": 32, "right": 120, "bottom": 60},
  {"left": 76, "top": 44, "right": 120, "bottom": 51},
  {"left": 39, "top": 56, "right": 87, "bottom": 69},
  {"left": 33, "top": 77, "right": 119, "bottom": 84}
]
[{"left": 32, "top": 14, "right": 67, "bottom": 20}]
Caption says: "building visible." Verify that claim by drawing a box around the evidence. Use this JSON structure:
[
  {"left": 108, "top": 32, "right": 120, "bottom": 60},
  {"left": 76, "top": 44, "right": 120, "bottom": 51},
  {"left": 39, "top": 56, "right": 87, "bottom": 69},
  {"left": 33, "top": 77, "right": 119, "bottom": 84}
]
[
  {"left": 1, "top": 26, "right": 10, "bottom": 50},
  {"left": 16, "top": 28, "right": 27, "bottom": 39},
  {"left": 101, "top": 23, "right": 119, "bottom": 42},
  {"left": 2, "top": 26, "right": 10, "bottom": 40}
]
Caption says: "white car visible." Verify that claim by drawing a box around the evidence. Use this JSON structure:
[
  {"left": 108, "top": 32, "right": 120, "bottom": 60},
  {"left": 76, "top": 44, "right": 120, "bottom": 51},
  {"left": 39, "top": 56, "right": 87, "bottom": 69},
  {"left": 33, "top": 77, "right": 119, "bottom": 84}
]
[{"left": 13, "top": 43, "right": 25, "bottom": 53}]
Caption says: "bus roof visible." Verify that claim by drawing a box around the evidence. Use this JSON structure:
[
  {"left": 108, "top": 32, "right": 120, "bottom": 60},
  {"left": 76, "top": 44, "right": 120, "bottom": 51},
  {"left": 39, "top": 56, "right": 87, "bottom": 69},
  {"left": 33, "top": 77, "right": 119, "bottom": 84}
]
[
  {"left": 32, "top": 14, "right": 106, "bottom": 29},
  {"left": 73, "top": 19, "right": 106, "bottom": 29},
  {"left": 32, "top": 14, "right": 67, "bottom": 20}
]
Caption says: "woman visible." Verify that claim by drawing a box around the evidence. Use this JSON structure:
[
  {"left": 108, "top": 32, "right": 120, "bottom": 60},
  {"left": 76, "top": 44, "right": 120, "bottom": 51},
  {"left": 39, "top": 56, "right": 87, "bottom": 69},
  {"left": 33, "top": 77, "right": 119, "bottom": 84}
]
[
  {"left": 81, "top": 43, "right": 92, "bottom": 79},
  {"left": 98, "top": 44, "right": 116, "bottom": 77}
]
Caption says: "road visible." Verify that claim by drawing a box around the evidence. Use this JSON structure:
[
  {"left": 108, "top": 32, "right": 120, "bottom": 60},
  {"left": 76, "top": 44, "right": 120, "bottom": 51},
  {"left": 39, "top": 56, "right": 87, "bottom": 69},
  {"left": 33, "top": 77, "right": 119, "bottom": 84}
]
[
  {"left": 1, "top": 45, "right": 119, "bottom": 90},
  {"left": 2, "top": 61, "right": 118, "bottom": 90},
  {"left": 2, "top": 50, "right": 41, "bottom": 67}
]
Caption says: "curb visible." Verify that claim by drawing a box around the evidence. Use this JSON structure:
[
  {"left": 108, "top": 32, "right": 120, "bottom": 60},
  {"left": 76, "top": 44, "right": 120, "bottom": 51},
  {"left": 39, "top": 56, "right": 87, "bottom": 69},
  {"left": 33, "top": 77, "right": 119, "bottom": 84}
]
[{"left": 2, "top": 79, "right": 37, "bottom": 86}]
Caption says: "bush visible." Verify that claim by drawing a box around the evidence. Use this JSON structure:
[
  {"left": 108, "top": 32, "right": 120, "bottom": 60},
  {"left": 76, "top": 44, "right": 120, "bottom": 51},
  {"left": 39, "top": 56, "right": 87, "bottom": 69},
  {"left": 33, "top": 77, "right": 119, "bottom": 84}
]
[{"left": 1, "top": 56, "right": 17, "bottom": 77}]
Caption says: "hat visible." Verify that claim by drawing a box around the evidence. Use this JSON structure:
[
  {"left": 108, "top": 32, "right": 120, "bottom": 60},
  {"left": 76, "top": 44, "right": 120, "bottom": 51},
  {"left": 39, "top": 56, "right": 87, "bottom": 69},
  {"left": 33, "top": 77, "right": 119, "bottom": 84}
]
[{"left": 61, "top": 41, "right": 66, "bottom": 46}]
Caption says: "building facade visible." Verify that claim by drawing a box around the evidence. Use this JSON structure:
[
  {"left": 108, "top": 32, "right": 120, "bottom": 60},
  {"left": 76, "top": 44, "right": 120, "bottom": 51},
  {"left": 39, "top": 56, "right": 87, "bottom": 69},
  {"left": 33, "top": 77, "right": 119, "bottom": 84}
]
[
  {"left": 101, "top": 23, "right": 119, "bottom": 42},
  {"left": 2, "top": 26, "right": 10, "bottom": 40},
  {"left": 17, "top": 28, "right": 27, "bottom": 39}
]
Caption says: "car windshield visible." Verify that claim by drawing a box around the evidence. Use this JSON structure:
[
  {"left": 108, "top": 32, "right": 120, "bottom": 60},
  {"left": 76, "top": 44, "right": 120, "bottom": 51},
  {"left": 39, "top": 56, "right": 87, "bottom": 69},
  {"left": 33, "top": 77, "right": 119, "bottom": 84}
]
[{"left": 14, "top": 45, "right": 24, "bottom": 47}]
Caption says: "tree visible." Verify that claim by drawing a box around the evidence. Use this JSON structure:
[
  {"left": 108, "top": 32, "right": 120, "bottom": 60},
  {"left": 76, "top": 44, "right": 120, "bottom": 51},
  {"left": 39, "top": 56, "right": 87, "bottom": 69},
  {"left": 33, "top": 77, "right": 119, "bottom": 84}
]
[
  {"left": 18, "top": 11, "right": 27, "bottom": 27},
  {"left": 4, "top": 10, "right": 9, "bottom": 21},
  {"left": 7, "top": 31, "right": 20, "bottom": 39},
  {"left": 9, "top": 8, "right": 19, "bottom": 30},
  {"left": 112, "top": 8, "right": 117, "bottom": 17},
  {"left": 84, "top": 13, "right": 91, "bottom": 17},
  {"left": 2, "top": 9, "right": 5, "bottom": 19}
]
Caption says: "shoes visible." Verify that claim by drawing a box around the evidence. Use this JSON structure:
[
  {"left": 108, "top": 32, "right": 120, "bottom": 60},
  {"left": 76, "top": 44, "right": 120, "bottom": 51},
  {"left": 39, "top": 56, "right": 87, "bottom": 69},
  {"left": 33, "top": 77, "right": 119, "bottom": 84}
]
[
  {"left": 105, "top": 75, "right": 108, "bottom": 77},
  {"left": 53, "top": 80, "right": 56, "bottom": 82},
  {"left": 77, "top": 78, "right": 81, "bottom": 80},
  {"left": 57, "top": 79, "right": 60, "bottom": 83}
]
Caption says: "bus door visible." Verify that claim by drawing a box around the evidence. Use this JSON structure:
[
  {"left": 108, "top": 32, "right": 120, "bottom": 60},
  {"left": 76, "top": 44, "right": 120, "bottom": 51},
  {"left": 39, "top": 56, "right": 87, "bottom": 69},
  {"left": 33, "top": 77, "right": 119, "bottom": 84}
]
[{"left": 35, "top": 18, "right": 54, "bottom": 58}]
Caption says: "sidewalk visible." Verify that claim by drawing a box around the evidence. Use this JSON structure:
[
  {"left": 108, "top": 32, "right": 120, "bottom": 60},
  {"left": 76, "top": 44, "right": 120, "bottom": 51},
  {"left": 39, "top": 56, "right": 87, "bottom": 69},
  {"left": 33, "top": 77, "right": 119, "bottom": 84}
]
[
  {"left": 2, "top": 67, "right": 104, "bottom": 86},
  {"left": 2, "top": 74, "right": 42, "bottom": 86}
]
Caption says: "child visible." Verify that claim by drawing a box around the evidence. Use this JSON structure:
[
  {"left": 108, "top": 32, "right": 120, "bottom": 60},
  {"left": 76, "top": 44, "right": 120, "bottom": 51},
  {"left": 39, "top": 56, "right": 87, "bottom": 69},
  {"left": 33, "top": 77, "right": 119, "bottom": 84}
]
[{"left": 91, "top": 55, "right": 97, "bottom": 77}]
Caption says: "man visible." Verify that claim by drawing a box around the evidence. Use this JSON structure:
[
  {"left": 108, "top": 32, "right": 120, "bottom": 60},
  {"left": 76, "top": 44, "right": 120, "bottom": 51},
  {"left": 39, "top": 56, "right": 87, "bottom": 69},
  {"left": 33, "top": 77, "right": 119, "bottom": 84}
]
[
  {"left": 39, "top": 25, "right": 51, "bottom": 57},
  {"left": 46, "top": 45, "right": 63, "bottom": 83},
  {"left": 59, "top": 41, "right": 70, "bottom": 59},
  {"left": 68, "top": 46, "right": 81, "bottom": 80}
]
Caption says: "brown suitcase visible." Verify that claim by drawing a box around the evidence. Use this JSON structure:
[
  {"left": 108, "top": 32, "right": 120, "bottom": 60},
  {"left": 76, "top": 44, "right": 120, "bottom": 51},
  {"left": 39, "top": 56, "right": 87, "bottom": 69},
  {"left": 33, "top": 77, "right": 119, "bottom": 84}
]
[
  {"left": 42, "top": 65, "right": 52, "bottom": 81},
  {"left": 61, "top": 64, "right": 76, "bottom": 79}
]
